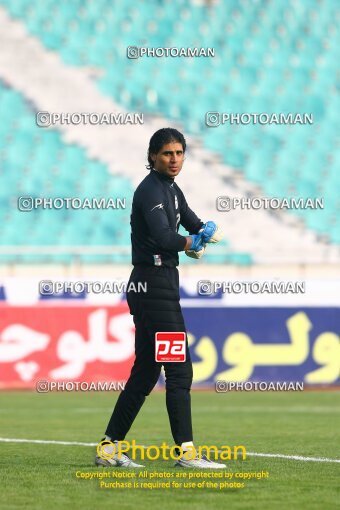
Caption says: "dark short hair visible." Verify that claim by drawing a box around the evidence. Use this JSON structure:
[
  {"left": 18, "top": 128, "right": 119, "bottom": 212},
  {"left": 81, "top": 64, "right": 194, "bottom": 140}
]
[{"left": 146, "top": 128, "right": 186, "bottom": 170}]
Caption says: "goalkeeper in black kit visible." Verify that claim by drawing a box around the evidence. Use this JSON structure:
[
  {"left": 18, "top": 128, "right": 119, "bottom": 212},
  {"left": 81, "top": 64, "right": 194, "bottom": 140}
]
[{"left": 96, "top": 128, "right": 224, "bottom": 468}]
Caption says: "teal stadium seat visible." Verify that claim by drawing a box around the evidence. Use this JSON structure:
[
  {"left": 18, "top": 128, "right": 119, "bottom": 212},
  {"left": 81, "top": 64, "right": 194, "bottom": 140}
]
[
  {"left": 0, "top": 79, "right": 134, "bottom": 263},
  {"left": 0, "top": 0, "right": 338, "bottom": 263}
]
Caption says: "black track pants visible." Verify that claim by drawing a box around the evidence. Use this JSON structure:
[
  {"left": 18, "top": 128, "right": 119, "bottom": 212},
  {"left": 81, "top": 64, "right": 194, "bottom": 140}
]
[{"left": 105, "top": 265, "right": 193, "bottom": 445}]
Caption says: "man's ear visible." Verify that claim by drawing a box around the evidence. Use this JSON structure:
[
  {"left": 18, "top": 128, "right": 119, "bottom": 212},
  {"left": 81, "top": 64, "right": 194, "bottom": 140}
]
[{"left": 150, "top": 153, "right": 156, "bottom": 163}]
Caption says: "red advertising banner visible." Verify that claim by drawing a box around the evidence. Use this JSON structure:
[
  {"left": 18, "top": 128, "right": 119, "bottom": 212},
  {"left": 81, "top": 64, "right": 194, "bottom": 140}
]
[{"left": 0, "top": 304, "right": 135, "bottom": 388}]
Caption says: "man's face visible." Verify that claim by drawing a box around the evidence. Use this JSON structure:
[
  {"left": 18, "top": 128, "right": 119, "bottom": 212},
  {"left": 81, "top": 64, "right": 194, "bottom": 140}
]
[{"left": 151, "top": 141, "right": 185, "bottom": 178}]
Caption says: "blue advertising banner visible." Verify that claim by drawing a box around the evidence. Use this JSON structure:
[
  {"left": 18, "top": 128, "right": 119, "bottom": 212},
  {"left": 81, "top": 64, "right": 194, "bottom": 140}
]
[{"left": 182, "top": 308, "right": 340, "bottom": 386}]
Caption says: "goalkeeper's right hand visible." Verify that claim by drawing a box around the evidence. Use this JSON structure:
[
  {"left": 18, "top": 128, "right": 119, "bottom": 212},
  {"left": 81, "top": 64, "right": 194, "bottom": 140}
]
[
  {"left": 189, "top": 233, "right": 205, "bottom": 252},
  {"left": 185, "top": 233, "right": 206, "bottom": 259}
]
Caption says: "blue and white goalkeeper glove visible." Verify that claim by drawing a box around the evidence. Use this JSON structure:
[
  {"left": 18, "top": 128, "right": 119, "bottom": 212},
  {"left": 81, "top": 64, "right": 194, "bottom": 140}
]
[
  {"left": 185, "top": 222, "right": 223, "bottom": 259},
  {"left": 185, "top": 233, "right": 206, "bottom": 259},
  {"left": 200, "top": 221, "right": 223, "bottom": 243}
]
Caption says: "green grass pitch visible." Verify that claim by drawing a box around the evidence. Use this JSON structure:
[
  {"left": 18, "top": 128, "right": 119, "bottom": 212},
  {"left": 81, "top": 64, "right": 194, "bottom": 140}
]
[{"left": 0, "top": 390, "right": 339, "bottom": 510}]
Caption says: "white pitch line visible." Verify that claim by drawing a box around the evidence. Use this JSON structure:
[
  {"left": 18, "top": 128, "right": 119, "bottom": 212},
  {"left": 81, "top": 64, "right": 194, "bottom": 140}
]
[
  {"left": 0, "top": 437, "right": 97, "bottom": 447},
  {"left": 0, "top": 438, "right": 339, "bottom": 464},
  {"left": 244, "top": 452, "right": 340, "bottom": 464}
]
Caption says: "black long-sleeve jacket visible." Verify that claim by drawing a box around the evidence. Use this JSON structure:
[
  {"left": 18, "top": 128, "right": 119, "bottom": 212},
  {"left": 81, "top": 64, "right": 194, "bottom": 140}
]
[{"left": 131, "top": 169, "right": 203, "bottom": 267}]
